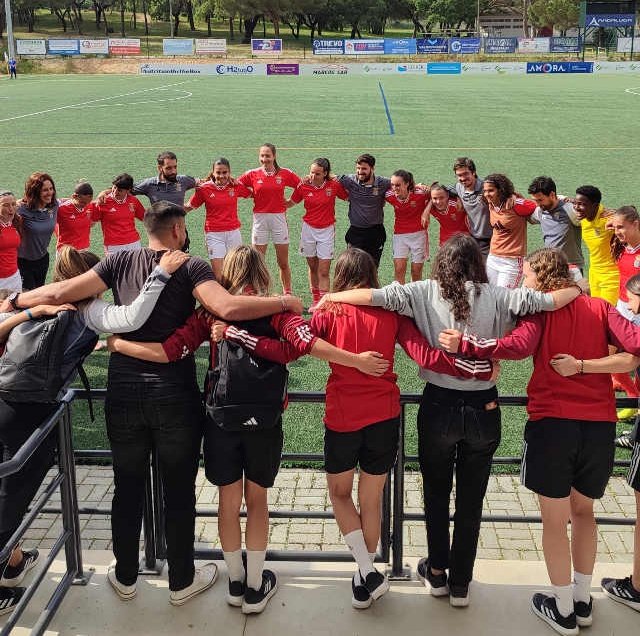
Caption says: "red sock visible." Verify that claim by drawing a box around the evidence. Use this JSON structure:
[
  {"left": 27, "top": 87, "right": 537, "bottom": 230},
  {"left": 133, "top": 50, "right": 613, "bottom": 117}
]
[
  {"left": 612, "top": 372, "right": 640, "bottom": 398},
  {"left": 283, "top": 287, "right": 292, "bottom": 296},
  {"left": 311, "top": 288, "right": 320, "bottom": 304}
]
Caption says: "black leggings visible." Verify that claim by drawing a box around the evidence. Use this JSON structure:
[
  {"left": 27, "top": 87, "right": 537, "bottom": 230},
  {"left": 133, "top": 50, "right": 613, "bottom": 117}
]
[{"left": 18, "top": 254, "right": 50, "bottom": 290}]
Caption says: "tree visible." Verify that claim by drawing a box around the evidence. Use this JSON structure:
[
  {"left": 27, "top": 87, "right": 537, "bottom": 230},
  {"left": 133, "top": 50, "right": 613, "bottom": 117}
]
[{"left": 528, "top": 0, "right": 579, "bottom": 35}]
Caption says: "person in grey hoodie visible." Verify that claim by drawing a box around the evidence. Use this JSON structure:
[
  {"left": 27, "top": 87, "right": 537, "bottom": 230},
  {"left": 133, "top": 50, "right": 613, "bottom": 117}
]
[{"left": 320, "top": 233, "right": 583, "bottom": 607}]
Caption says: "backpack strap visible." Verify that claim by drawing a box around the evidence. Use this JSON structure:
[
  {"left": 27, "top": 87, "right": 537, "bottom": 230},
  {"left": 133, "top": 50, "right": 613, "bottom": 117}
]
[{"left": 76, "top": 364, "right": 95, "bottom": 422}]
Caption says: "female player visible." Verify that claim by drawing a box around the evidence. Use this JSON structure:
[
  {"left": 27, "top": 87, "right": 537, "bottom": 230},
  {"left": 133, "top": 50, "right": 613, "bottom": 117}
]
[
  {"left": 426, "top": 183, "right": 470, "bottom": 246},
  {"left": 55, "top": 182, "right": 94, "bottom": 251},
  {"left": 0, "top": 192, "right": 23, "bottom": 293}
]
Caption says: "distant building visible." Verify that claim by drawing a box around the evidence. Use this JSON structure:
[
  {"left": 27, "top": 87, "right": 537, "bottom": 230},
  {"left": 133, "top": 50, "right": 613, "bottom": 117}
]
[{"left": 479, "top": 9, "right": 525, "bottom": 37}]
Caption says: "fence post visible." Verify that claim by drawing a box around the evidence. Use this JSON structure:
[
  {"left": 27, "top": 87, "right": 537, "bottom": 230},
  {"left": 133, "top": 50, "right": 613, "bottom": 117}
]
[
  {"left": 380, "top": 470, "right": 391, "bottom": 564},
  {"left": 390, "top": 403, "right": 410, "bottom": 579}
]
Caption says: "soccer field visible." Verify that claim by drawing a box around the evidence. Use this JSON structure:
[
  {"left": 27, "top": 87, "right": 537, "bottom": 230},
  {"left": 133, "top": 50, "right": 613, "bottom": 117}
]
[{"left": 1, "top": 72, "right": 638, "bottom": 464}]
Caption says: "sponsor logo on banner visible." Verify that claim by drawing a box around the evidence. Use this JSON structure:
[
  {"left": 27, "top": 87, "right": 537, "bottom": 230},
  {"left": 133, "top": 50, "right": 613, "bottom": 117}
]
[
  {"left": 518, "top": 37, "right": 550, "bottom": 53},
  {"left": 16, "top": 39, "right": 47, "bottom": 55},
  {"left": 251, "top": 39, "right": 282, "bottom": 55},
  {"left": 594, "top": 61, "right": 640, "bottom": 73},
  {"left": 526, "top": 62, "right": 593, "bottom": 74},
  {"left": 162, "top": 38, "right": 194, "bottom": 55},
  {"left": 362, "top": 63, "right": 396, "bottom": 74},
  {"left": 427, "top": 62, "right": 462, "bottom": 75},
  {"left": 312, "top": 39, "right": 344, "bottom": 55},
  {"left": 140, "top": 63, "right": 217, "bottom": 74},
  {"left": 109, "top": 38, "right": 141, "bottom": 55},
  {"left": 549, "top": 37, "right": 581, "bottom": 53},
  {"left": 586, "top": 14, "right": 635, "bottom": 27},
  {"left": 616, "top": 37, "right": 635, "bottom": 53},
  {"left": 79, "top": 39, "right": 109, "bottom": 54},
  {"left": 448, "top": 38, "right": 481, "bottom": 54},
  {"left": 462, "top": 62, "right": 526, "bottom": 74},
  {"left": 484, "top": 37, "right": 517, "bottom": 54},
  {"left": 416, "top": 38, "right": 448, "bottom": 54},
  {"left": 215, "top": 63, "right": 263, "bottom": 75},
  {"left": 195, "top": 39, "right": 227, "bottom": 54},
  {"left": 397, "top": 63, "right": 426, "bottom": 73},
  {"left": 304, "top": 63, "right": 349, "bottom": 75},
  {"left": 344, "top": 39, "right": 385, "bottom": 55},
  {"left": 383, "top": 38, "right": 417, "bottom": 55},
  {"left": 266, "top": 63, "right": 299, "bottom": 75},
  {"left": 47, "top": 39, "right": 80, "bottom": 55}
]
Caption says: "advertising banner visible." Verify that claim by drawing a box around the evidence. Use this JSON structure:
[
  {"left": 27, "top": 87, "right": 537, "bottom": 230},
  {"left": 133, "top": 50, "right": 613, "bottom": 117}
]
[
  {"left": 526, "top": 61, "right": 593, "bottom": 73},
  {"left": 266, "top": 63, "right": 299, "bottom": 75},
  {"left": 79, "top": 39, "right": 109, "bottom": 54},
  {"left": 484, "top": 37, "right": 517, "bottom": 53},
  {"left": 448, "top": 38, "right": 481, "bottom": 54},
  {"left": 109, "top": 38, "right": 141, "bottom": 55},
  {"left": 462, "top": 62, "right": 526, "bottom": 74},
  {"left": 140, "top": 63, "right": 218, "bottom": 75},
  {"left": 312, "top": 39, "right": 344, "bottom": 55},
  {"left": 593, "top": 60, "right": 640, "bottom": 73},
  {"left": 550, "top": 36, "right": 581, "bottom": 53},
  {"left": 195, "top": 39, "right": 227, "bottom": 54},
  {"left": 427, "top": 62, "right": 462, "bottom": 74},
  {"left": 300, "top": 63, "right": 350, "bottom": 75},
  {"left": 16, "top": 39, "right": 47, "bottom": 55},
  {"left": 518, "top": 37, "right": 550, "bottom": 53},
  {"left": 251, "top": 39, "right": 282, "bottom": 55},
  {"left": 416, "top": 38, "right": 448, "bottom": 54},
  {"left": 396, "top": 62, "right": 427, "bottom": 73},
  {"left": 616, "top": 37, "right": 635, "bottom": 53},
  {"left": 585, "top": 14, "right": 635, "bottom": 27},
  {"left": 162, "top": 39, "right": 194, "bottom": 55},
  {"left": 383, "top": 38, "right": 417, "bottom": 55},
  {"left": 361, "top": 63, "right": 397, "bottom": 74},
  {"left": 214, "top": 63, "right": 266, "bottom": 75},
  {"left": 47, "top": 39, "right": 80, "bottom": 55},
  {"left": 344, "top": 39, "right": 385, "bottom": 55}
]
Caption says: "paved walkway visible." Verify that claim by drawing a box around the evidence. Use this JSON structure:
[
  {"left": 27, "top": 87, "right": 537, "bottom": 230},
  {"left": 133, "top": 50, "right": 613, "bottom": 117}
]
[{"left": 26, "top": 467, "right": 637, "bottom": 563}]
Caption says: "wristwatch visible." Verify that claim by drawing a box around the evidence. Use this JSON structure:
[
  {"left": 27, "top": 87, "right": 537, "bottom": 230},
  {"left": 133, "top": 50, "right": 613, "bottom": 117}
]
[{"left": 7, "top": 292, "right": 21, "bottom": 311}]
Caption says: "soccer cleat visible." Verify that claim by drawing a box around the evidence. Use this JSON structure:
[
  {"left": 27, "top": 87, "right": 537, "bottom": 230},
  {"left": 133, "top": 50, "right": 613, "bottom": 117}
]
[
  {"left": 169, "top": 563, "right": 217, "bottom": 606},
  {"left": 615, "top": 431, "right": 635, "bottom": 449},
  {"left": 616, "top": 408, "right": 638, "bottom": 422},
  {"left": 0, "top": 549, "right": 40, "bottom": 587},
  {"left": 416, "top": 557, "right": 449, "bottom": 597},
  {"left": 107, "top": 564, "right": 137, "bottom": 601},
  {"left": 574, "top": 597, "right": 593, "bottom": 627},
  {"left": 531, "top": 592, "right": 578, "bottom": 636},
  {"left": 601, "top": 576, "right": 640, "bottom": 612},
  {"left": 449, "top": 583, "right": 470, "bottom": 607},
  {"left": 361, "top": 569, "right": 390, "bottom": 601},
  {"left": 227, "top": 579, "right": 246, "bottom": 607},
  {"left": 351, "top": 574, "right": 373, "bottom": 609},
  {"left": 0, "top": 587, "right": 25, "bottom": 616},
  {"left": 242, "top": 569, "right": 278, "bottom": 614}
]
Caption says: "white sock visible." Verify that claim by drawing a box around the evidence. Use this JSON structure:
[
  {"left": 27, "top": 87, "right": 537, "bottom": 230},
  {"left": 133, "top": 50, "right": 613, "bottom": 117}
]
[
  {"left": 223, "top": 549, "right": 245, "bottom": 583},
  {"left": 354, "top": 554, "right": 377, "bottom": 585},
  {"left": 553, "top": 584, "right": 574, "bottom": 617},
  {"left": 246, "top": 550, "right": 266, "bottom": 590},
  {"left": 573, "top": 571, "right": 592, "bottom": 604},
  {"left": 344, "top": 530, "right": 374, "bottom": 580}
]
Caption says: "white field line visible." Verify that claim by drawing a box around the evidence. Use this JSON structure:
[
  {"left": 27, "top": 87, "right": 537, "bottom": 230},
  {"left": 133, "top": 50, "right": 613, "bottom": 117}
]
[
  {"left": 624, "top": 86, "right": 640, "bottom": 96},
  {"left": 75, "top": 88, "right": 192, "bottom": 108},
  {"left": 0, "top": 80, "right": 194, "bottom": 123},
  {"left": 1, "top": 146, "right": 640, "bottom": 151}
]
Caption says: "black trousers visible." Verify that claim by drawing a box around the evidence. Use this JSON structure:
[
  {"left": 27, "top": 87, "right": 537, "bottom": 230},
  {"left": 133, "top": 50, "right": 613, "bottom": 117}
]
[
  {"left": 105, "top": 383, "right": 203, "bottom": 591},
  {"left": 18, "top": 253, "right": 49, "bottom": 290},
  {"left": 345, "top": 224, "right": 386, "bottom": 267},
  {"left": 0, "top": 401, "right": 58, "bottom": 574},
  {"left": 417, "top": 383, "right": 501, "bottom": 586}
]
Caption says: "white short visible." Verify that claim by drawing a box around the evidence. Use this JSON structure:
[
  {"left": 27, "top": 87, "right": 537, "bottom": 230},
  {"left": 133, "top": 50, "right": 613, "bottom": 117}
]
[
  {"left": 252, "top": 213, "right": 289, "bottom": 245},
  {"left": 205, "top": 229, "right": 242, "bottom": 260},
  {"left": 105, "top": 240, "right": 142, "bottom": 255},
  {"left": 0, "top": 270, "right": 22, "bottom": 293},
  {"left": 299, "top": 222, "right": 335, "bottom": 260},
  {"left": 486, "top": 253, "right": 523, "bottom": 289},
  {"left": 392, "top": 230, "right": 428, "bottom": 263}
]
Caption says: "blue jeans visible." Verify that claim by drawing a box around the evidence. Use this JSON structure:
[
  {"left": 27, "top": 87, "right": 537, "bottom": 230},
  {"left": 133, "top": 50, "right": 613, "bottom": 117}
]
[{"left": 105, "top": 383, "right": 203, "bottom": 591}]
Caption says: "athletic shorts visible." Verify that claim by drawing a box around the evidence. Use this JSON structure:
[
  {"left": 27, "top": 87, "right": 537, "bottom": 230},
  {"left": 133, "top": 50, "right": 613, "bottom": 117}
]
[
  {"left": 203, "top": 417, "right": 284, "bottom": 488},
  {"left": 486, "top": 253, "right": 524, "bottom": 289},
  {"left": 324, "top": 417, "right": 399, "bottom": 475},
  {"left": 252, "top": 213, "right": 289, "bottom": 245},
  {"left": 521, "top": 418, "right": 615, "bottom": 499},
  {"left": 299, "top": 221, "right": 334, "bottom": 260},
  {"left": 104, "top": 240, "right": 142, "bottom": 255},
  {"left": 0, "top": 270, "right": 22, "bottom": 294},
  {"left": 392, "top": 230, "right": 428, "bottom": 262},
  {"left": 589, "top": 270, "right": 619, "bottom": 305},
  {"left": 345, "top": 224, "right": 386, "bottom": 268},
  {"left": 205, "top": 229, "right": 242, "bottom": 260},
  {"left": 628, "top": 441, "right": 640, "bottom": 492}
]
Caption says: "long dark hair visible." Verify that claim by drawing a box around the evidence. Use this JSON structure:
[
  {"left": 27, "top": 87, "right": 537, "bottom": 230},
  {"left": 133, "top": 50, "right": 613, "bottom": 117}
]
[
  {"left": 483, "top": 173, "right": 515, "bottom": 206},
  {"left": 260, "top": 143, "right": 280, "bottom": 173},
  {"left": 205, "top": 157, "right": 231, "bottom": 181},
  {"left": 332, "top": 248, "right": 379, "bottom": 292},
  {"left": 24, "top": 172, "right": 56, "bottom": 210},
  {"left": 432, "top": 234, "right": 487, "bottom": 322},
  {"left": 611, "top": 205, "right": 640, "bottom": 262}
]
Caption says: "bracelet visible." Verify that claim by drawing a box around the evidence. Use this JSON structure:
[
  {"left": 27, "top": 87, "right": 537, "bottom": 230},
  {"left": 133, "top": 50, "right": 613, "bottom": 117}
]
[
  {"left": 279, "top": 296, "right": 287, "bottom": 313},
  {"left": 579, "top": 359, "right": 584, "bottom": 374},
  {"left": 24, "top": 308, "right": 33, "bottom": 320}
]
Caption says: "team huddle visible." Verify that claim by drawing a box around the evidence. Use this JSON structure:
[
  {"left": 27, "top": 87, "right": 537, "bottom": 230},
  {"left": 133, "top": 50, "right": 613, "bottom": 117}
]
[{"left": 0, "top": 146, "right": 639, "bottom": 635}]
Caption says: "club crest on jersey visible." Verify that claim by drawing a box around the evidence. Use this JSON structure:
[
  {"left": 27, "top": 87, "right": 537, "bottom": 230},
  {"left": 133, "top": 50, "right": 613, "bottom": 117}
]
[
  {"left": 129, "top": 203, "right": 135, "bottom": 212},
  {"left": 326, "top": 189, "right": 333, "bottom": 197},
  {"left": 276, "top": 177, "right": 282, "bottom": 185},
  {"left": 176, "top": 183, "right": 182, "bottom": 191},
  {"left": 635, "top": 257, "right": 640, "bottom": 269},
  {"left": 372, "top": 188, "right": 379, "bottom": 195},
  {"left": 229, "top": 191, "right": 235, "bottom": 197}
]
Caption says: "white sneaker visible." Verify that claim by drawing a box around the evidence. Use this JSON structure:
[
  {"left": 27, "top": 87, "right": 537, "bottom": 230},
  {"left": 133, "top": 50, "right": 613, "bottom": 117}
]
[
  {"left": 107, "top": 564, "right": 137, "bottom": 601},
  {"left": 169, "top": 563, "right": 218, "bottom": 606}
]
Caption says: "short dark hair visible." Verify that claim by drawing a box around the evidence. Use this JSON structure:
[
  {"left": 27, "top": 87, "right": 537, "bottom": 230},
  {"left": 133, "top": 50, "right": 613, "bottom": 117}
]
[
  {"left": 453, "top": 157, "right": 476, "bottom": 174},
  {"left": 112, "top": 173, "right": 134, "bottom": 190},
  {"left": 157, "top": 151, "right": 177, "bottom": 166},
  {"left": 356, "top": 154, "right": 375, "bottom": 168},
  {"left": 391, "top": 169, "right": 415, "bottom": 191},
  {"left": 74, "top": 181, "right": 93, "bottom": 197},
  {"left": 144, "top": 201, "right": 185, "bottom": 235},
  {"left": 575, "top": 185, "right": 602, "bottom": 205},
  {"left": 528, "top": 176, "right": 556, "bottom": 196}
]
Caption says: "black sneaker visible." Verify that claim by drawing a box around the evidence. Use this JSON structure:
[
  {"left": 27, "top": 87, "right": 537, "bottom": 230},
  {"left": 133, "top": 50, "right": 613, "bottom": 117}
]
[
  {"left": 615, "top": 432, "right": 635, "bottom": 449},
  {"left": 449, "top": 583, "right": 470, "bottom": 607},
  {"left": 0, "top": 549, "right": 40, "bottom": 587},
  {"left": 361, "top": 569, "right": 389, "bottom": 601},
  {"left": 242, "top": 569, "right": 278, "bottom": 614},
  {"left": 416, "top": 557, "right": 449, "bottom": 597},
  {"left": 574, "top": 597, "right": 593, "bottom": 627},
  {"left": 227, "top": 579, "right": 245, "bottom": 607},
  {"left": 0, "top": 586, "right": 25, "bottom": 616},
  {"left": 601, "top": 575, "right": 640, "bottom": 612},
  {"left": 351, "top": 575, "right": 372, "bottom": 610},
  {"left": 531, "top": 592, "right": 578, "bottom": 636}
]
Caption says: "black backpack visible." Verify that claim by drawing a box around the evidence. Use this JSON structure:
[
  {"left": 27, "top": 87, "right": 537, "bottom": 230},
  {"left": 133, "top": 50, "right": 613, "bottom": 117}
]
[
  {"left": 0, "top": 310, "right": 97, "bottom": 410},
  {"left": 205, "top": 316, "right": 289, "bottom": 432}
]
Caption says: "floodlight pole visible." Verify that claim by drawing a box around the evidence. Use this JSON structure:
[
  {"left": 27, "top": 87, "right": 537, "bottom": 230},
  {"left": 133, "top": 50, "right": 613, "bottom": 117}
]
[
  {"left": 476, "top": 0, "right": 481, "bottom": 36},
  {"left": 4, "top": 0, "right": 16, "bottom": 60}
]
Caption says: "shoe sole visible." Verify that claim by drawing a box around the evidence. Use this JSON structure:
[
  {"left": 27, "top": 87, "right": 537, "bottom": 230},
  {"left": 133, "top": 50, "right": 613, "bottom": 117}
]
[
  {"left": 602, "top": 587, "right": 640, "bottom": 612},
  {"left": 352, "top": 594, "right": 373, "bottom": 610},
  {"left": 242, "top": 580, "right": 278, "bottom": 614},
  {"left": 576, "top": 614, "right": 593, "bottom": 627},
  {"left": 227, "top": 593, "right": 244, "bottom": 607},
  {"left": 416, "top": 563, "right": 449, "bottom": 597},
  {"left": 170, "top": 568, "right": 218, "bottom": 606},
  {"left": 449, "top": 595, "right": 469, "bottom": 607},
  {"left": 531, "top": 601, "right": 579, "bottom": 636},
  {"left": 0, "top": 556, "right": 40, "bottom": 588},
  {"left": 368, "top": 577, "right": 390, "bottom": 601},
  {"left": 0, "top": 604, "right": 19, "bottom": 617},
  {"left": 107, "top": 575, "right": 137, "bottom": 601}
]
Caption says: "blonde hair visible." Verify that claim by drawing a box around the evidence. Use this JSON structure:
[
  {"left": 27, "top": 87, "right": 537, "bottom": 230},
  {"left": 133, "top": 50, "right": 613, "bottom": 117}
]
[
  {"left": 525, "top": 248, "right": 575, "bottom": 292},
  {"left": 219, "top": 245, "right": 271, "bottom": 296},
  {"left": 53, "top": 246, "right": 100, "bottom": 283}
]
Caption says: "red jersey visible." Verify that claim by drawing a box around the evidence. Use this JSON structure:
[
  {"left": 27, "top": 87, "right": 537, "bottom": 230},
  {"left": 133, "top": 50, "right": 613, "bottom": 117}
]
[
  {"left": 187, "top": 181, "right": 252, "bottom": 232},
  {"left": 87, "top": 194, "right": 145, "bottom": 246},
  {"left": 0, "top": 224, "right": 21, "bottom": 277},
  {"left": 430, "top": 200, "right": 470, "bottom": 244},
  {"left": 385, "top": 189, "right": 429, "bottom": 234},
  {"left": 290, "top": 180, "right": 348, "bottom": 229},
  {"left": 56, "top": 199, "right": 92, "bottom": 250},
  {"left": 238, "top": 167, "right": 301, "bottom": 214},
  {"left": 616, "top": 244, "right": 640, "bottom": 301}
]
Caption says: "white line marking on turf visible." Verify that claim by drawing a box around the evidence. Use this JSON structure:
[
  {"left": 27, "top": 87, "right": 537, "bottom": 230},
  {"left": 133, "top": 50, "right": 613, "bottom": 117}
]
[
  {"left": 624, "top": 86, "right": 640, "bottom": 96},
  {"left": 72, "top": 88, "right": 192, "bottom": 108},
  {"left": 2, "top": 146, "right": 640, "bottom": 151},
  {"left": 0, "top": 80, "right": 195, "bottom": 123}
]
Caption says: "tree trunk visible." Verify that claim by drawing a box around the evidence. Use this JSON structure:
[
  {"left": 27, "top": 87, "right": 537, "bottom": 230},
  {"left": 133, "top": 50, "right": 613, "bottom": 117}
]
[
  {"left": 120, "top": 4, "right": 126, "bottom": 37},
  {"left": 186, "top": 1, "right": 195, "bottom": 31},
  {"left": 173, "top": 13, "right": 180, "bottom": 37},
  {"left": 262, "top": 15, "right": 266, "bottom": 37},
  {"left": 95, "top": 5, "right": 101, "bottom": 28},
  {"left": 132, "top": 0, "right": 137, "bottom": 29},
  {"left": 229, "top": 16, "right": 234, "bottom": 39},
  {"left": 242, "top": 15, "right": 260, "bottom": 43},
  {"left": 142, "top": 0, "right": 149, "bottom": 35}
]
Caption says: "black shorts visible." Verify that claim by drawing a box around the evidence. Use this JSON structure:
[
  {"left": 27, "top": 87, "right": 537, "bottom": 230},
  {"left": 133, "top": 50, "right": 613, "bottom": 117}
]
[
  {"left": 203, "top": 417, "right": 283, "bottom": 488},
  {"left": 628, "top": 441, "right": 640, "bottom": 492},
  {"left": 345, "top": 224, "right": 386, "bottom": 267},
  {"left": 324, "top": 417, "right": 399, "bottom": 475},
  {"left": 521, "top": 418, "right": 615, "bottom": 499}
]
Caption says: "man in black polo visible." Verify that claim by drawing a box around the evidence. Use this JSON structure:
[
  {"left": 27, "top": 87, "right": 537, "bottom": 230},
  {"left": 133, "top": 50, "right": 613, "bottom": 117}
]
[{"left": 132, "top": 150, "right": 197, "bottom": 208}]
